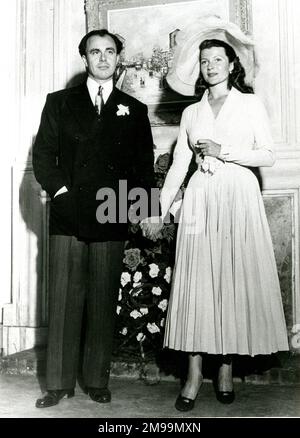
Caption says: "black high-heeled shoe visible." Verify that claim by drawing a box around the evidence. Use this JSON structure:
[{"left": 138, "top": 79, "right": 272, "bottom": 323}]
[
  {"left": 175, "top": 376, "right": 203, "bottom": 412},
  {"left": 215, "top": 389, "right": 235, "bottom": 404},
  {"left": 175, "top": 393, "right": 196, "bottom": 412}
]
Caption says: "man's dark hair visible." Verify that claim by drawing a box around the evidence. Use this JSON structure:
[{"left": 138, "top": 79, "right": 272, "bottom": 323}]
[{"left": 78, "top": 29, "right": 123, "bottom": 56}]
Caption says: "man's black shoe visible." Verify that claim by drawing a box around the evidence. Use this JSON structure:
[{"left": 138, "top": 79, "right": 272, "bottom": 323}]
[
  {"left": 35, "top": 389, "right": 75, "bottom": 408},
  {"left": 89, "top": 387, "right": 111, "bottom": 403}
]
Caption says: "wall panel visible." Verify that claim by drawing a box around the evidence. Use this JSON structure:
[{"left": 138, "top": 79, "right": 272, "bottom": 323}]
[{"left": 1, "top": 0, "right": 85, "bottom": 355}]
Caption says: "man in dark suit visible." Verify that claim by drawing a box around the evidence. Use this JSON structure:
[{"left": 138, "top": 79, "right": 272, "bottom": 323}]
[{"left": 33, "top": 29, "right": 157, "bottom": 408}]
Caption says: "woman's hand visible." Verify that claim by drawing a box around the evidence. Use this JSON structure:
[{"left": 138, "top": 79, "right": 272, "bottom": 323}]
[
  {"left": 140, "top": 217, "right": 163, "bottom": 241},
  {"left": 194, "top": 139, "right": 221, "bottom": 158}
]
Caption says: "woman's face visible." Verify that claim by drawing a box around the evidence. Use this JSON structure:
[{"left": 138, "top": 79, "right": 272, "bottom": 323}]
[{"left": 200, "top": 46, "right": 233, "bottom": 87}]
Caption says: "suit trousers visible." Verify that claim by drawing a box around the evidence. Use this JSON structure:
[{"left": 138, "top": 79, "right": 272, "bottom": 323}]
[{"left": 46, "top": 235, "right": 125, "bottom": 390}]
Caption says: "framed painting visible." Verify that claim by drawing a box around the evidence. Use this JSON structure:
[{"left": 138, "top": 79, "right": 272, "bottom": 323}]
[{"left": 85, "top": 0, "right": 252, "bottom": 125}]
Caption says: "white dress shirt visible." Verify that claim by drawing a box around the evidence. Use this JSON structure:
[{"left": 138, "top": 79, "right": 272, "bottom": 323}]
[{"left": 86, "top": 76, "right": 113, "bottom": 105}]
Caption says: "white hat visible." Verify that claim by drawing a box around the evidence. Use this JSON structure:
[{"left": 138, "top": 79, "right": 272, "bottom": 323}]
[{"left": 167, "top": 15, "right": 257, "bottom": 96}]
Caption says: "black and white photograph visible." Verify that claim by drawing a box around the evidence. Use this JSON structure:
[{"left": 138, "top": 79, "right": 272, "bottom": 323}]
[{"left": 0, "top": 0, "right": 299, "bottom": 430}]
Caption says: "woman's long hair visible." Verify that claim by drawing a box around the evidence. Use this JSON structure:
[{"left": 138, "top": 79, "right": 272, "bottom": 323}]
[{"left": 195, "top": 39, "right": 254, "bottom": 98}]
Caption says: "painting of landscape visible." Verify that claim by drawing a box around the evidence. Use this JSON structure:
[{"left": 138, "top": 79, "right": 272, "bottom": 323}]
[{"left": 108, "top": 0, "right": 229, "bottom": 106}]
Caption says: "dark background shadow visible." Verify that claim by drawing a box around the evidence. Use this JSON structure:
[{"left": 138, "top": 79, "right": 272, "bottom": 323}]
[
  {"left": 19, "top": 143, "right": 47, "bottom": 392},
  {"left": 66, "top": 72, "right": 87, "bottom": 89}
]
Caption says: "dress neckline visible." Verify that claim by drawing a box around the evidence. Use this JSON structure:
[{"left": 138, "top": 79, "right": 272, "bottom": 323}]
[{"left": 204, "top": 87, "right": 236, "bottom": 121}]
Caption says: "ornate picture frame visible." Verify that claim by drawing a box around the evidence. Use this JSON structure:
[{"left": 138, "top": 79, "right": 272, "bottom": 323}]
[{"left": 85, "top": 0, "right": 252, "bottom": 125}]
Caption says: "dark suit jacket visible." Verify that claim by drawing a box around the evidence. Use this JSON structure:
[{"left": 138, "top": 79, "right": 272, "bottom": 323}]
[{"left": 33, "top": 82, "right": 158, "bottom": 241}]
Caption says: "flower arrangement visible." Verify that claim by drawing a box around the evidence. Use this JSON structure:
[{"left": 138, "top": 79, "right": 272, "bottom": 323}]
[
  {"left": 114, "top": 219, "right": 176, "bottom": 361},
  {"left": 114, "top": 153, "right": 177, "bottom": 365}
]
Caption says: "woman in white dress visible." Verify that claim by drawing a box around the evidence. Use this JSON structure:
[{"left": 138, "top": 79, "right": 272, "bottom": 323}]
[{"left": 141, "top": 18, "right": 288, "bottom": 411}]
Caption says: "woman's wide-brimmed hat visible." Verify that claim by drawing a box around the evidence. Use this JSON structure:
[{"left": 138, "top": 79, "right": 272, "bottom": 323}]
[{"left": 167, "top": 15, "right": 257, "bottom": 96}]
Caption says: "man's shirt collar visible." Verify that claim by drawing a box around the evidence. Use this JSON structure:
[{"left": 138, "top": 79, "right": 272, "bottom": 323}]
[{"left": 87, "top": 77, "right": 113, "bottom": 104}]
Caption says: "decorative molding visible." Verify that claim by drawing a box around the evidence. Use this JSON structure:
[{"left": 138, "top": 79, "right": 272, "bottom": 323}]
[
  {"left": 53, "top": 0, "right": 67, "bottom": 90},
  {"left": 53, "top": 0, "right": 87, "bottom": 96},
  {"left": 85, "top": 0, "right": 252, "bottom": 32},
  {"left": 290, "top": 0, "right": 300, "bottom": 146},
  {"left": 263, "top": 188, "right": 300, "bottom": 334},
  {"left": 85, "top": 0, "right": 101, "bottom": 30},
  {"left": 251, "top": 0, "right": 298, "bottom": 146},
  {"left": 277, "top": 0, "right": 292, "bottom": 146},
  {"left": 233, "top": 0, "right": 252, "bottom": 34},
  {"left": 17, "top": 0, "right": 26, "bottom": 160},
  {"left": 260, "top": 158, "right": 300, "bottom": 192},
  {"left": 265, "top": 0, "right": 300, "bottom": 148}
]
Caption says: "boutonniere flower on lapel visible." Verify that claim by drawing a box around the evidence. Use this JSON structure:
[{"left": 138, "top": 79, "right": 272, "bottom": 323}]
[{"left": 116, "top": 104, "right": 130, "bottom": 116}]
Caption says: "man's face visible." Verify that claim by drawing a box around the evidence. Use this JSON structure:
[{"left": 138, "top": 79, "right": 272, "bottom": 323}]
[{"left": 82, "top": 34, "right": 119, "bottom": 83}]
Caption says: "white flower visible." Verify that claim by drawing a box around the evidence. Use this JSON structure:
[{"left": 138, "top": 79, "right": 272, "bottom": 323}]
[
  {"left": 133, "top": 282, "right": 142, "bottom": 288},
  {"left": 121, "top": 272, "right": 131, "bottom": 286},
  {"left": 201, "top": 159, "right": 210, "bottom": 172},
  {"left": 291, "top": 332, "right": 300, "bottom": 349},
  {"left": 131, "top": 287, "right": 141, "bottom": 297},
  {"left": 116, "top": 305, "right": 121, "bottom": 315},
  {"left": 164, "top": 267, "right": 172, "bottom": 283},
  {"left": 136, "top": 332, "right": 145, "bottom": 342},
  {"left": 152, "top": 286, "right": 162, "bottom": 296},
  {"left": 147, "top": 322, "right": 160, "bottom": 334},
  {"left": 160, "top": 318, "right": 165, "bottom": 327},
  {"left": 149, "top": 263, "right": 159, "bottom": 278},
  {"left": 117, "top": 104, "right": 130, "bottom": 116},
  {"left": 130, "top": 310, "right": 142, "bottom": 319},
  {"left": 291, "top": 324, "right": 300, "bottom": 334},
  {"left": 158, "top": 299, "right": 168, "bottom": 312},
  {"left": 118, "top": 288, "right": 122, "bottom": 301},
  {"left": 200, "top": 156, "right": 224, "bottom": 175},
  {"left": 291, "top": 325, "right": 300, "bottom": 349},
  {"left": 133, "top": 271, "right": 142, "bottom": 283},
  {"left": 140, "top": 307, "right": 149, "bottom": 315},
  {"left": 120, "top": 327, "right": 128, "bottom": 335}
]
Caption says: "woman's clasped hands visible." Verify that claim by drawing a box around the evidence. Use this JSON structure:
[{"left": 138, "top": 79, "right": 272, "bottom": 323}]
[{"left": 193, "top": 138, "right": 221, "bottom": 158}]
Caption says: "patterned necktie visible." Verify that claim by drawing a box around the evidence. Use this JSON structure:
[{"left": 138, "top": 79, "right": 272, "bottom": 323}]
[{"left": 95, "top": 85, "right": 104, "bottom": 116}]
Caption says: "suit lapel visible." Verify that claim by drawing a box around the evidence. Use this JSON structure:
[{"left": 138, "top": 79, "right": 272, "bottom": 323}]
[
  {"left": 66, "top": 83, "right": 100, "bottom": 139},
  {"left": 98, "top": 88, "right": 123, "bottom": 132},
  {"left": 66, "top": 85, "right": 127, "bottom": 162},
  {"left": 87, "top": 88, "right": 127, "bottom": 158},
  {"left": 66, "top": 85, "right": 125, "bottom": 138}
]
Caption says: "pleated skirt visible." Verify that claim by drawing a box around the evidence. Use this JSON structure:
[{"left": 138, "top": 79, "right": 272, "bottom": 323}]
[{"left": 163, "top": 163, "right": 289, "bottom": 356}]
